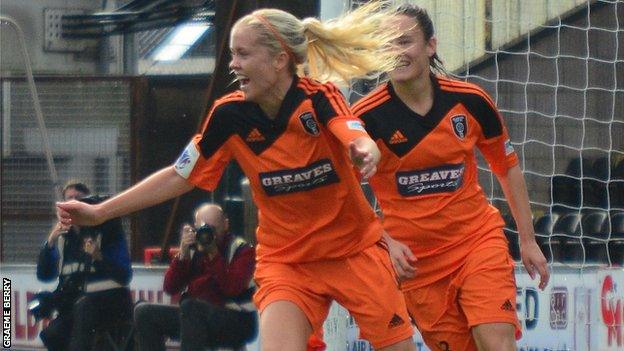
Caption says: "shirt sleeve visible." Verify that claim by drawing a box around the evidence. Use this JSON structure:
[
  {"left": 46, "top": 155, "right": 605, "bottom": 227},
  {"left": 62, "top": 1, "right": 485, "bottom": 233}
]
[
  {"left": 174, "top": 104, "right": 234, "bottom": 191},
  {"left": 96, "top": 231, "right": 132, "bottom": 286},
  {"left": 36, "top": 241, "right": 60, "bottom": 282},
  {"left": 465, "top": 90, "right": 519, "bottom": 176},
  {"left": 312, "top": 82, "right": 371, "bottom": 147},
  {"left": 163, "top": 256, "right": 193, "bottom": 295}
]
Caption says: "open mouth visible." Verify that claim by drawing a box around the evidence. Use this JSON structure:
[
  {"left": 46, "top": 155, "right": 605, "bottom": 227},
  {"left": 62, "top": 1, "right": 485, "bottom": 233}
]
[
  {"left": 396, "top": 61, "right": 410, "bottom": 68},
  {"left": 235, "top": 74, "right": 250, "bottom": 88},
  {"left": 239, "top": 77, "right": 250, "bottom": 87}
]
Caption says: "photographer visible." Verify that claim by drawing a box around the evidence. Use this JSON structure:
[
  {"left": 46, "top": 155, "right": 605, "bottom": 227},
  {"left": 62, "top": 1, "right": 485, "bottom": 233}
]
[
  {"left": 69, "top": 195, "right": 133, "bottom": 351},
  {"left": 35, "top": 182, "right": 90, "bottom": 351},
  {"left": 33, "top": 186, "right": 133, "bottom": 351},
  {"left": 134, "top": 203, "right": 256, "bottom": 351}
]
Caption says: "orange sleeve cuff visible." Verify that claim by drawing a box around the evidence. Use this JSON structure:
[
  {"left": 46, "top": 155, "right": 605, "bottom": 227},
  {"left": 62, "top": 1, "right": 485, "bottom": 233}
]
[
  {"left": 327, "top": 117, "right": 370, "bottom": 147},
  {"left": 478, "top": 135, "right": 519, "bottom": 177}
]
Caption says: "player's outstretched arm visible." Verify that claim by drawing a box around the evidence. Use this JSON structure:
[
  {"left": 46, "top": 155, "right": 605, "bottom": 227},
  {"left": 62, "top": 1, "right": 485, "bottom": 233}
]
[
  {"left": 57, "top": 166, "right": 194, "bottom": 227},
  {"left": 496, "top": 165, "right": 549, "bottom": 290}
]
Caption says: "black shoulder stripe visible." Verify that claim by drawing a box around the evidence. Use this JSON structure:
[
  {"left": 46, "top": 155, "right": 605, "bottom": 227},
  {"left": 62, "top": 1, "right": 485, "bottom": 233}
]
[
  {"left": 455, "top": 91, "right": 503, "bottom": 139},
  {"left": 198, "top": 102, "right": 238, "bottom": 158}
]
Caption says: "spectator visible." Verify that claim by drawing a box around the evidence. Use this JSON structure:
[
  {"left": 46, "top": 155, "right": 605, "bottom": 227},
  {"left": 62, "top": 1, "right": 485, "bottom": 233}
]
[
  {"left": 35, "top": 181, "right": 90, "bottom": 351},
  {"left": 68, "top": 194, "right": 133, "bottom": 351},
  {"left": 35, "top": 188, "right": 133, "bottom": 351},
  {"left": 134, "top": 203, "right": 256, "bottom": 351}
]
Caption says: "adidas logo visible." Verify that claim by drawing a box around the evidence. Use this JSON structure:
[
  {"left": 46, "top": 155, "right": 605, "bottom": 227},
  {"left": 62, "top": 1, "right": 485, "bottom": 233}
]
[
  {"left": 387, "top": 313, "right": 405, "bottom": 328},
  {"left": 389, "top": 130, "right": 408, "bottom": 144},
  {"left": 500, "top": 299, "right": 515, "bottom": 311},
  {"left": 246, "top": 128, "right": 265, "bottom": 142}
]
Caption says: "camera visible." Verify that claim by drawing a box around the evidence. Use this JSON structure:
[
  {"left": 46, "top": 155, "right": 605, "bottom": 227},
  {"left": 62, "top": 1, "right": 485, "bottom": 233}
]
[
  {"left": 29, "top": 274, "right": 85, "bottom": 321},
  {"left": 28, "top": 291, "right": 57, "bottom": 321},
  {"left": 76, "top": 194, "right": 123, "bottom": 243},
  {"left": 194, "top": 224, "right": 216, "bottom": 247},
  {"left": 77, "top": 195, "right": 110, "bottom": 241}
]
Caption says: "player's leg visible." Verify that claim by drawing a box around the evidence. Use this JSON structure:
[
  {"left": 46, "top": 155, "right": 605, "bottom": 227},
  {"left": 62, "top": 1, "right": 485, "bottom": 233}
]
[
  {"left": 326, "top": 244, "right": 415, "bottom": 351},
  {"left": 472, "top": 322, "right": 517, "bottom": 351},
  {"left": 377, "top": 338, "right": 416, "bottom": 351},
  {"left": 254, "top": 261, "right": 331, "bottom": 351},
  {"left": 403, "top": 276, "right": 478, "bottom": 351},
  {"left": 260, "top": 300, "right": 312, "bottom": 351},
  {"left": 134, "top": 303, "right": 180, "bottom": 351},
  {"left": 460, "top": 235, "right": 520, "bottom": 351},
  {"left": 40, "top": 313, "right": 72, "bottom": 351}
]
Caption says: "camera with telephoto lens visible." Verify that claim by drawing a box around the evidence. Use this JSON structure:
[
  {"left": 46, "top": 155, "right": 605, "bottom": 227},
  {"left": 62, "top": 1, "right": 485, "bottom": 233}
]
[
  {"left": 194, "top": 224, "right": 216, "bottom": 247},
  {"left": 29, "top": 272, "right": 85, "bottom": 321},
  {"left": 77, "top": 195, "right": 110, "bottom": 241}
]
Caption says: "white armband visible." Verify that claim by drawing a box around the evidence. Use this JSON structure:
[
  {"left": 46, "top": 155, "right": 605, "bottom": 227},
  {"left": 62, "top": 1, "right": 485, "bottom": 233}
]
[{"left": 174, "top": 142, "right": 200, "bottom": 179}]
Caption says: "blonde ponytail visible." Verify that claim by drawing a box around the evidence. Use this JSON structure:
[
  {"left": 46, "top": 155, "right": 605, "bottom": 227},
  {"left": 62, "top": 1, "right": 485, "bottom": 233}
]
[
  {"left": 235, "top": 1, "right": 401, "bottom": 86},
  {"left": 302, "top": 1, "right": 401, "bottom": 85}
]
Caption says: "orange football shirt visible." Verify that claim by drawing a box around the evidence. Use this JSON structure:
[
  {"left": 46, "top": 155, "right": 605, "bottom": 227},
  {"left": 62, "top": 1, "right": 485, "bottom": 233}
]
[
  {"left": 353, "top": 75, "right": 519, "bottom": 289},
  {"left": 175, "top": 77, "right": 381, "bottom": 263}
]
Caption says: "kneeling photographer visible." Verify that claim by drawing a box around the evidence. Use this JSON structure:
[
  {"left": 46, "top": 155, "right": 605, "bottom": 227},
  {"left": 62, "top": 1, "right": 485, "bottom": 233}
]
[
  {"left": 33, "top": 182, "right": 91, "bottom": 351},
  {"left": 69, "top": 194, "right": 133, "bottom": 351},
  {"left": 33, "top": 183, "right": 132, "bottom": 350},
  {"left": 134, "top": 203, "right": 256, "bottom": 351}
]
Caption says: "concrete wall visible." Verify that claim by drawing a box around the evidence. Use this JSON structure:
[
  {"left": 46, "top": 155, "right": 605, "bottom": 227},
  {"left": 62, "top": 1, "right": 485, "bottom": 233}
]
[
  {"left": 470, "top": 2, "right": 623, "bottom": 209},
  {"left": 0, "top": 0, "right": 118, "bottom": 76}
]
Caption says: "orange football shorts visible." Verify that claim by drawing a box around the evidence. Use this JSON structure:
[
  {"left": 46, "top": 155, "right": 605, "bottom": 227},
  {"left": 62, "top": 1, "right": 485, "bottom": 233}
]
[{"left": 254, "top": 243, "right": 414, "bottom": 348}]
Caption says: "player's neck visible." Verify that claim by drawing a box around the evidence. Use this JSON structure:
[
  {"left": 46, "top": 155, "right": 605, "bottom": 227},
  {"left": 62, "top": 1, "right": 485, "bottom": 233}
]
[
  {"left": 392, "top": 75, "right": 434, "bottom": 116},
  {"left": 258, "top": 74, "right": 293, "bottom": 120}
]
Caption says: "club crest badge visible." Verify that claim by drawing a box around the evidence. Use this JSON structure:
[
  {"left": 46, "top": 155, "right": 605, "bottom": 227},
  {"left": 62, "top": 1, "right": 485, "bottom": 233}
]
[
  {"left": 299, "top": 112, "right": 320, "bottom": 136},
  {"left": 451, "top": 115, "right": 467, "bottom": 139}
]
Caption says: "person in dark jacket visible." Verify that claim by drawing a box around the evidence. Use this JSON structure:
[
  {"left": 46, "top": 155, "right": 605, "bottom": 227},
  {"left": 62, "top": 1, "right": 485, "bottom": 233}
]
[
  {"left": 35, "top": 182, "right": 91, "bottom": 351},
  {"left": 134, "top": 203, "right": 256, "bottom": 351},
  {"left": 34, "top": 182, "right": 133, "bottom": 351},
  {"left": 68, "top": 195, "right": 133, "bottom": 351}
]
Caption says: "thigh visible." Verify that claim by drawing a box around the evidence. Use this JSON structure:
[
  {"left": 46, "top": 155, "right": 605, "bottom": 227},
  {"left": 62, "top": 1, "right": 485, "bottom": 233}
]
[
  {"left": 207, "top": 307, "right": 257, "bottom": 346},
  {"left": 326, "top": 244, "right": 414, "bottom": 350},
  {"left": 98, "top": 288, "right": 133, "bottom": 322},
  {"left": 458, "top": 246, "right": 521, "bottom": 344},
  {"left": 179, "top": 299, "right": 256, "bottom": 347},
  {"left": 70, "top": 295, "right": 100, "bottom": 351},
  {"left": 260, "top": 300, "right": 311, "bottom": 351},
  {"left": 472, "top": 323, "right": 517, "bottom": 351},
  {"left": 403, "top": 277, "right": 476, "bottom": 351},
  {"left": 72, "top": 294, "right": 97, "bottom": 325},
  {"left": 135, "top": 303, "right": 181, "bottom": 338},
  {"left": 41, "top": 314, "right": 72, "bottom": 348},
  {"left": 254, "top": 261, "right": 331, "bottom": 334},
  {"left": 459, "top": 243, "right": 520, "bottom": 338}
]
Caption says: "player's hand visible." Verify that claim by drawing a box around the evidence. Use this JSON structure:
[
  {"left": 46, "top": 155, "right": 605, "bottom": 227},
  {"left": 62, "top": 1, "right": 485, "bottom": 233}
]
[
  {"left": 179, "top": 224, "right": 196, "bottom": 260},
  {"left": 56, "top": 200, "right": 105, "bottom": 227},
  {"left": 384, "top": 235, "right": 417, "bottom": 281},
  {"left": 349, "top": 137, "right": 380, "bottom": 180},
  {"left": 520, "top": 238, "right": 549, "bottom": 290}
]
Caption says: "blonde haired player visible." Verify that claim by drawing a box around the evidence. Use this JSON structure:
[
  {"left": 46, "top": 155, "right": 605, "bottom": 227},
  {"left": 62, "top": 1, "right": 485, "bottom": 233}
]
[{"left": 58, "top": 2, "right": 417, "bottom": 350}]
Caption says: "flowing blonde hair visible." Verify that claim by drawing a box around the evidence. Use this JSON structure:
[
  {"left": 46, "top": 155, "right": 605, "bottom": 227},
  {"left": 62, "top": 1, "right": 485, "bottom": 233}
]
[{"left": 234, "top": 1, "right": 401, "bottom": 85}]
